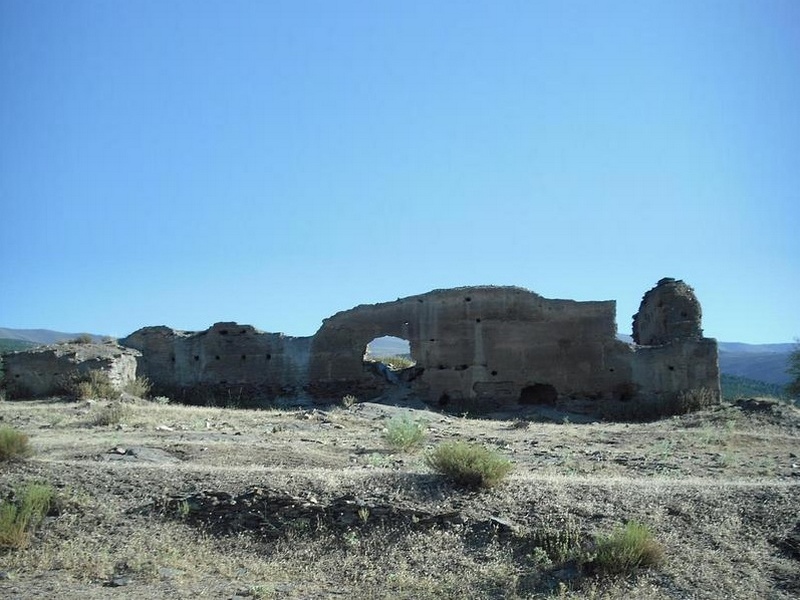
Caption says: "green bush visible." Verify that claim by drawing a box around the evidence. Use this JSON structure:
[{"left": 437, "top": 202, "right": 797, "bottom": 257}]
[
  {"left": 529, "top": 514, "right": 584, "bottom": 565},
  {"left": 787, "top": 343, "right": 800, "bottom": 399},
  {"left": 0, "top": 483, "right": 54, "bottom": 549},
  {"left": 384, "top": 415, "right": 427, "bottom": 452},
  {"left": 425, "top": 441, "right": 512, "bottom": 489},
  {"left": 0, "top": 426, "right": 32, "bottom": 461},
  {"left": 592, "top": 521, "right": 664, "bottom": 575},
  {"left": 69, "top": 334, "right": 94, "bottom": 344}
]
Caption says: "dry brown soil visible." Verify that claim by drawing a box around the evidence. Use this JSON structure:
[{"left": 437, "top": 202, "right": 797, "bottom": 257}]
[{"left": 1, "top": 394, "right": 799, "bottom": 599}]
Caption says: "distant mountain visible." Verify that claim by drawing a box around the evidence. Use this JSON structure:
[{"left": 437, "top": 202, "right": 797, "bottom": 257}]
[
  {"left": 0, "top": 328, "right": 107, "bottom": 345},
  {"left": 366, "top": 336, "right": 411, "bottom": 357},
  {"left": 718, "top": 348, "right": 792, "bottom": 386},
  {"left": 717, "top": 341, "right": 796, "bottom": 354}
]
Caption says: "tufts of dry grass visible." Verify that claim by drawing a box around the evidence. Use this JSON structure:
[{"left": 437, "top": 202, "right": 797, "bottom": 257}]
[
  {"left": 91, "top": 402, "right": 131, "bottom": 426},
  {"left": 592, "top": 521, "right": 665, "bottom": 575},
  {"left": 0, "top": 426, "right": 32, "bottom": 461},
  {"left": 0, "top": 483, "right": 54, "bottom": 549},
  {"left": 426, "top": 441, "right": 513, "bottom": 488}
]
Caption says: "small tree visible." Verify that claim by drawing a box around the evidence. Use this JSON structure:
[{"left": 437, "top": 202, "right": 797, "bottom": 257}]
[{"left": 787, "top": 342, "right": 800, "bottom": 399}]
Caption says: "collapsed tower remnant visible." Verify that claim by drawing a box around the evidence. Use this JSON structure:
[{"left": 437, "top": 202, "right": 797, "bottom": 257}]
[{"left": 2, "top": 278, "right": 720, "bottom": 418}]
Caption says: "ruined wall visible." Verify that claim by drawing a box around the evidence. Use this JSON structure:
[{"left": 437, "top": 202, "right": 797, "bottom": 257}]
[
  {"left": 629, "top": 278, "right": 719, "bottom": 403},
  {"left": 119, "top": 322, "right": 312, "bottom": 403},
  {"left": 308, "top": 286, "right": 635, "bottom": 408},
  {"left": 2, "top": 342, "right": 140, "bottom": 398},
  {"left": 4, "top": 279, "right": 720, "bottom": 416}
]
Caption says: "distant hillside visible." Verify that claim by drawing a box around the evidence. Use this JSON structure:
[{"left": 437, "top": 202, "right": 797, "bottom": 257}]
[
  {"left": 0, "top": 328, "right": 106, "bottom": 345},
  {"left": 366, "top": 336, "right": 411, "bottom": 357},
  {"left": 720, "top": 373, "right": 788, "bottom": 401},
  {"left": 718, "top": 348, "right": 792, "bottom": 386},
  {"left": 0, "top": 338, "right": 39, "bottom": 354}
]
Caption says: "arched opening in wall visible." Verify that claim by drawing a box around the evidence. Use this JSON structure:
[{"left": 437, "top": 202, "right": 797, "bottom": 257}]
[
  {"left": 363, "top": 335, "right": 418, "bottom": 383},
  {"left": 364, "top": 336, "right": 416, "bottom": 370},
  {"left": 519, "top": 383, "right": 558, "bottom": 405}
]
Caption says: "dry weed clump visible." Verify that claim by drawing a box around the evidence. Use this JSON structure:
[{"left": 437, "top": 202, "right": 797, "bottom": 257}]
[
  {"left": 0, "top": 483, "right": 54, "bottom": 549},
  {"left": 340, "top": 394, "right": 358, "bottom": 408},
  {"left": 0, "top": 426, "right": 32, "bottom": 461},
  {"left": 426, "top": 441, "right": 512, "bottom": 488},
  {"left": 73, "top": 370, "right": 120, "bottom": 400},
  {"left": 122, "top": 375, "right": 151, "bottom": 398},
  {"left": 91, "top": 402, "right": 131, "bottom": 426},
  {"left": 592, "top": 521, "right": 664, "bottom": 575}
]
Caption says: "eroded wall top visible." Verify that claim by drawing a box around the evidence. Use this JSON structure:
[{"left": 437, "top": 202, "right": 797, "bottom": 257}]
[{"left": 632, "top": 278, "right": 704, "bottom": 345}]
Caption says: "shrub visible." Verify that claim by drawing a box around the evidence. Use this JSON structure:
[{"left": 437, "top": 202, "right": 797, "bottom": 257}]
[
  {"left": 74, "top": 370, "right": 120, "bottom": 400},
  {"left": 425, "top": 441, "right": 512, "bottom": 489},
  {"left": 122, "top": 376, "right": 151, "bottom": 398},
  {"left": 529, "top": 514, "right": 585, "bottom": 564},
  {"left": 384, "top": 415, "right": 427, "bottom": 452},
  {"left": 592, "top": 521, "right": 664, "bottom": 575},
  {"left": 0, "top": 426, "right": 32, "bottom": 461},
  {"left": 787, "top": 342, "right": 800, "bottom": 399},
  {"left": 0, "top": 483, "right": 55, "bottom": 549},
  {"left": 91, "top": 402, "right": 130, "bottom": 426},
  {"left": 70, "top": 334, "right": 94, "bottom": 344}
]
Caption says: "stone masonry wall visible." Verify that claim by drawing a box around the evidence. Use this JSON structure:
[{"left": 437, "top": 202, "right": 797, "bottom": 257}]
[
  {"left": 4, "top": 279, "right": 720, "bottom": 416},
  {"left": 119, "top": 323, "right": 312, "bottom": 403},
  {"left": 308, "top": 286, "right": 635, "bottom": 408}
]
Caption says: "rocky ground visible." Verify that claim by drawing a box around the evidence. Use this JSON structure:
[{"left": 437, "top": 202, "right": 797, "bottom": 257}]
[{"left": 1, "top": 392, "right": 799, "bottom": 599}]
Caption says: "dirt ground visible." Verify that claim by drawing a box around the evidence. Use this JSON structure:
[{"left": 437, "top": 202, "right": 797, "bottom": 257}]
[{"left": 1, "top": 393, "right": 799, "bottom": 599}]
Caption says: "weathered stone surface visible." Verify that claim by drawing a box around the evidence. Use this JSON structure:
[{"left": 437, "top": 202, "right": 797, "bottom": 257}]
[
  {"left": 308, "top": 286, "right": 632, "bottom": 408},
  {"left": 2, "top": 342, "right": 140, "bottom": 399},
  {"left": 119, "top": 322, "right": 312, "bottom": 403},
  {"left": 633, "top": 278, "right": 703, "bottom": 345}
]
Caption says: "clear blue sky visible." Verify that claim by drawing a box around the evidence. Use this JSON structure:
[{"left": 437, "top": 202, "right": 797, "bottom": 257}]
[{"left": 1, "top": 1, "right": 798, "bottom": 343}]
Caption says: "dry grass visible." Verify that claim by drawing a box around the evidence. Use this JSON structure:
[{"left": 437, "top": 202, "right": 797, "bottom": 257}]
[
  {"left": 0, "top": 426, "right": 32, "bottom": 461},
  {"left": 0, "top": 484, "right": 54, "bottom": 549},
  {"left": 426, "top": 441, "right": 513, "bottom": 488},
  {"left": 0, "top": 396, "right": 798, "bottom": 598}
]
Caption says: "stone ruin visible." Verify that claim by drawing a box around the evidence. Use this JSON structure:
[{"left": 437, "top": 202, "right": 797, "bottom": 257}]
[
  {"left": 2, "top": 278, "right": 720, "bottom": 417},
  {"left": 1, "top": 341, "right": 140, "bottom": 398}
]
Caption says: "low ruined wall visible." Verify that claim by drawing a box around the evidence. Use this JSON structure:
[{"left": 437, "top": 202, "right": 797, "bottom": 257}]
[
  {"left": 119, "top": 322, "right": 312, "bottom": 403},
  {"left": 2, "top": 343, "right": 140, "bottom": 398}
]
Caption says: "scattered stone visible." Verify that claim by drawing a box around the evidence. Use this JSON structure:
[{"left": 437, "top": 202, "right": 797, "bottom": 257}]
[
  {"left": 108, "top": 575, "right": 131, "bottom": 587},
  {"left": 155, "top": 425, "right": 174, "bottom": 432},
  {"left": 102, "top": 447, "right": 179, "bottom": 464},
  {"left": 158, "top": 567, "right": 183, "bottom": 579},
  {"left": 777, "top": 522, "right": 800, "bottom": 560},
  {"left": 735, "top": 398, "right": 779, "bottom": 414}
]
